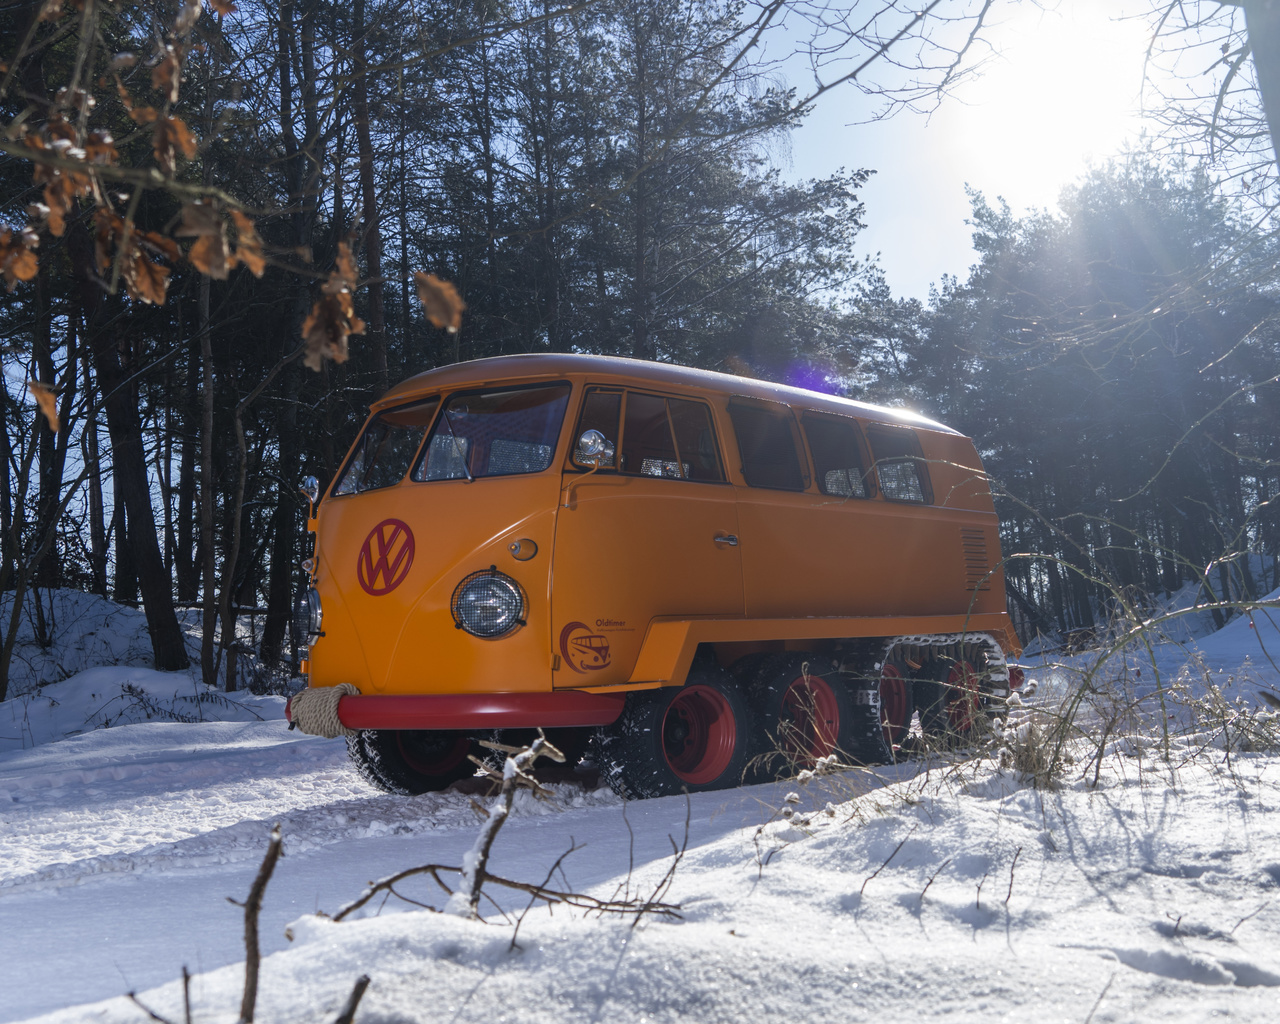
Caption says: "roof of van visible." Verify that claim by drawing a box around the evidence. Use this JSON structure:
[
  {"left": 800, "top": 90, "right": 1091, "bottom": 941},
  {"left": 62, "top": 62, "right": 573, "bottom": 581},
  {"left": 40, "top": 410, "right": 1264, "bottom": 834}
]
[{"left": 375, "top": 353, "right": 960, "bottom": 435}]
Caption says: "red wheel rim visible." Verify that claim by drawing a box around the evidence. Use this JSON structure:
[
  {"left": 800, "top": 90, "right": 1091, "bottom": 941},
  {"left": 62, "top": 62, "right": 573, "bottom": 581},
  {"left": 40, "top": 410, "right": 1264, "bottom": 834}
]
[
  {"left": 778, "top": 671, "right": 841, "bottom": 761},
  {"left": 662, "top": 685, "right": 737, "bottom": 785},
  {"left": 945, "top": 661, "right": 982, "bottom": 733},
  {"left": 396, "top": 731, "right": 472, "bottom": 775},
  {"left": 879, "top": 663, "right": 911, "bottom": 746}
]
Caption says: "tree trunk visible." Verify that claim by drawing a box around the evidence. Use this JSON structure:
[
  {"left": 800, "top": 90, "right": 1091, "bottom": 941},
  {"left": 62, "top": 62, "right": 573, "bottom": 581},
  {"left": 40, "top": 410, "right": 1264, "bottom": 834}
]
[
  {"left": 353, "top": 0, "right": 388, "bottom": 393},
  {"left": 1243, "top": 0, "right": 1280, "bottom": 175},
  {"left": 80, "top": 284, "right": 188, "bottom": 669}
]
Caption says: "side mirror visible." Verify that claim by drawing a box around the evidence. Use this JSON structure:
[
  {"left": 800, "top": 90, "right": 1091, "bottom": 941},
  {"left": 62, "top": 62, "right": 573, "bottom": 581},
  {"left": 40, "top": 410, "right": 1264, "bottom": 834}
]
[
  {"left": 573, "top": 429, "right": 615, "bottom": 469},
  {"left": 299, "top": 475, "right": 320, "bottom": 505}
]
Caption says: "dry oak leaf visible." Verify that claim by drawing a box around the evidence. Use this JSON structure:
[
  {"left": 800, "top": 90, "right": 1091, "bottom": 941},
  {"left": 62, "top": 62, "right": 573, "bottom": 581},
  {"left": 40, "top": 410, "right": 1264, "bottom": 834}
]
[
  {"left": 84, "top": 131, "right": 118, "bottom": 165},
  {"left": 414, "top": 272, "right": 466, "bottom": 332},
  {"left": 190, "top": 232, "right": 230, "bottom": 279},
  {"left": 177, "top": 201, "right": 220, "bottom": 237},
  {"left": 153, "top": 116, "right": 197, "bottom": 173},
  {"left": 0, "top": 227, "right": 39, "bottom": 291},
  {"left": 27, "top": 381, "right": 59, "bottom": 433},
  {"left": 229, "top": 209, "right": 265, "bottom": 276},
  {"left": 175, "top": 0, "right": 202, "bottom": 33},
  {"left": 93, "top": 211, "right": 176, "bottom": 305},
  {"left": 129, "top": 251, "right": 171, "bottom": 304},
  {"left": 209, "top": 0, "right": 238, "bottom": 14},
  {"left": 301, "top": 292, "right": 363, "bottom": 371},
  {"left": 326, "top": 241, "right": 360, "bottom": 294},
  {"left": 152, "top": 48, "right": 183, "bottom": 105},
  {"left": 302, "top": 244, "right": 365, "bottom": 370}
]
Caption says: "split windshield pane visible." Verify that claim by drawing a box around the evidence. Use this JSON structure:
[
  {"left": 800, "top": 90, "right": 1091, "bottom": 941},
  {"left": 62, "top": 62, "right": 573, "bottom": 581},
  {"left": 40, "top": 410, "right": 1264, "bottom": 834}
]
[
  {"left": 413, "top": 383, "right": 571, "bottom": 482},
  {"left": 332, "top": 399, "right": 439, "bottom": 495}
]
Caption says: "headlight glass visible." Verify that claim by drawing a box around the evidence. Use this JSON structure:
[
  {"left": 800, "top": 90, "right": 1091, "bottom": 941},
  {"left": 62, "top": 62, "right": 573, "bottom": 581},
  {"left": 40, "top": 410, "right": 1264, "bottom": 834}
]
[
  {"left": 303, "top": 586, "right": 323, "bottom": 637},
  {"left": 451, "top": 570, "right": 525, "bottom": 638}
]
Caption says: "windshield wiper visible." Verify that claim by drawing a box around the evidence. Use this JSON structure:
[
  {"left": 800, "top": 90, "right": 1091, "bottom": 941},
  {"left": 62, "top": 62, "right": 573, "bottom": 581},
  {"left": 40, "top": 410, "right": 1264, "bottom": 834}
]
[{"left": 441, "top": 408, "right": 474, "bottom": 482}]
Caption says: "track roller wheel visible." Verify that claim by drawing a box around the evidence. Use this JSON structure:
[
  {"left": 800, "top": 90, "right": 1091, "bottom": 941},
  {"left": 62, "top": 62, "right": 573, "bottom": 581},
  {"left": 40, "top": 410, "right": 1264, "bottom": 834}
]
[
  {"left": 879, "top": 661, "right": 914, "bottom": 749},
  {"left": 919, "top": 657, "right": 987, "bottom": 744},
  {"left": 595, "top": 668, "right": 752, "bottom": 799},
  {"left": 748, "top": 654, "right": 854, "bottom": 780}
]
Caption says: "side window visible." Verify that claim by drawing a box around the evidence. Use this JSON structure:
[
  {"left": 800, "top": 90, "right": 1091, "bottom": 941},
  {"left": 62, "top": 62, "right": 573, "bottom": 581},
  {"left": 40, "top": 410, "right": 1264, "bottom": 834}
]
[
  {"left": 728, "top": 400, "right": 807, "bottom": 491},
  {"left": 621, "top": 392, "right": 681, "bottom": 478},
  {"left": 865, "top": 424, "right": 932, "bottom": 503},
  {"left": 332, "top": 398, "right": 439, "bottom": 495},
  {"left": 573, "top": 389, "right": 621, "bottom": 467},
  {"left": 803, "top": 414, "right": 871, "bottom": 499},
  {"left": 668, "top": 397, "right": 724, "bottom": 482}
]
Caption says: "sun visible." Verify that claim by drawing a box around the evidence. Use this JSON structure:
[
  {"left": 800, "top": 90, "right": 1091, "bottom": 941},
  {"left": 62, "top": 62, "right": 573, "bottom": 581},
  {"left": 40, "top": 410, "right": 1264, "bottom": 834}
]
[{"left": 940, "top": 1, "right": 1150, "bottom": 211}]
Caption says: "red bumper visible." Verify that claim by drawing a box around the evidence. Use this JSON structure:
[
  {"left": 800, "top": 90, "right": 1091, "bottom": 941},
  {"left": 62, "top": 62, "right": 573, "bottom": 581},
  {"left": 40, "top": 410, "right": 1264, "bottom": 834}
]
[{"left": 289, "top": 689, "right": 629, "bottom": 731}]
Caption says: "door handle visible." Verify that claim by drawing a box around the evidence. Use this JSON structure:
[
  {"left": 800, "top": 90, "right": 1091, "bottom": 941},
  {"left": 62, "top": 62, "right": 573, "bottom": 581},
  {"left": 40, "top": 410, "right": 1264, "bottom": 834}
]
[{"left": 713, "top": 533, "right": 739, "bottom": 547}]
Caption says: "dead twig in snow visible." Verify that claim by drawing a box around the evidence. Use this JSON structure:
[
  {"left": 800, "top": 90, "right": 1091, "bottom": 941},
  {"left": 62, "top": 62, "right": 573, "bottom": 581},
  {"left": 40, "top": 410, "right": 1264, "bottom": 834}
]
[
  {"left": 511, "top": 840, "right": 584, "bottom": 951},
  {"left": 126, "top": 993, "right": 176, "bottom": 1024},
  {"left": 455, "top": 730, "right": 566, "bottom": 917},
  {"left": 860, "top": 824, "right": 918, "bottom": 899},
  {"left": 332, "top": 974, "right": 371, "bottom": 1024},
  {"left": 1082, "top": 971, "right": 1116, "bottom": 1024},
  {"left": 228, "top": 823, "right": 283, "bottom": 1023},
  {"left": 1230, "top": 899, "right": 1272, "bottom": 935},
  {"left": 919, "top": 857, "right": 951, "bottom": 908},
  {"left": 1005, "top": 846, "right": 1022, "bottom": 906}
]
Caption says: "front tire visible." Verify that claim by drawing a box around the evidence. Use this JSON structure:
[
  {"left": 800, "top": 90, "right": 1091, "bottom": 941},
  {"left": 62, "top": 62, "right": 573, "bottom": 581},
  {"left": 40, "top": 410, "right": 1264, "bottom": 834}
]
[
  {"left": 346, "top": 729, "right": 477, "bottom": 794},
  {"left": 595, "top": 669, "right": 753, "bottom": 799}
]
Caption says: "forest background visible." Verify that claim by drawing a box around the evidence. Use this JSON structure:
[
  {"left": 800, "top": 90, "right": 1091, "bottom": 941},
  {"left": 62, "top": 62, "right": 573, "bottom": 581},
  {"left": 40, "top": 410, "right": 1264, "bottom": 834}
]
[{"left": 0, "top": 0, "right": 1277, "bottom": 702}]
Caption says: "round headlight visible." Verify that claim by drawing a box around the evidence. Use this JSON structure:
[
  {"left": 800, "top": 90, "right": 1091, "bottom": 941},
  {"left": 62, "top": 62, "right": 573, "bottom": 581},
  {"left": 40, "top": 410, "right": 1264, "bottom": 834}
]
[
  {"left": 451, "top": 570, "right": 525, "bottom": 638},
  {"left": 303, "top": 586, "right": 323, "bottom": 637}
]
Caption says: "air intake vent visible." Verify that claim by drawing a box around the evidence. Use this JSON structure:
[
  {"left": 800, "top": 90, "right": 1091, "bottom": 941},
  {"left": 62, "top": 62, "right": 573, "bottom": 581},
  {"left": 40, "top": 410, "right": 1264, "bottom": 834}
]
[{"left": 961, "top": 528, "right": 991, "bottom": 591}]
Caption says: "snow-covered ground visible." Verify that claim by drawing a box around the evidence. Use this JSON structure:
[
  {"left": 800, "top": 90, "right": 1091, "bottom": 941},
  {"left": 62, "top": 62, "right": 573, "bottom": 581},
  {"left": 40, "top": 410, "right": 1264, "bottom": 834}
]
[{"left": 3, "top": 593, "right": 1279, "bottom": 1023}]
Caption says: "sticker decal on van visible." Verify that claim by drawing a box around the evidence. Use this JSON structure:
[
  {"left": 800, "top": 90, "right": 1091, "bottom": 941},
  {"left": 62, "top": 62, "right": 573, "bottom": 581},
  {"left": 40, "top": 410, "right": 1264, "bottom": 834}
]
[
  {"left": 559, "top": 621, "right": 612, "bottom": 673},
  {"left": 357, "top": 519, "right": 415, "bottom": 596}
]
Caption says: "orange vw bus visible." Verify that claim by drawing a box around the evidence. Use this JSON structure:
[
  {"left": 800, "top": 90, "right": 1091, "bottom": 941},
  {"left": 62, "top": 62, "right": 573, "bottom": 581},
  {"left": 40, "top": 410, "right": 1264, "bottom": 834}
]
[{"left": 289, "top": 354, "right": 1022, "bottom": 797}]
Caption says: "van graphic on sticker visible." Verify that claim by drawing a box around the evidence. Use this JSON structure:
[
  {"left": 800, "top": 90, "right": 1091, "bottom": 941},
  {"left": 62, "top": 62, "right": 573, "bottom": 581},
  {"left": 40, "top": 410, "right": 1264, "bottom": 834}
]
[{"left": 559, "top": 621, "right": 611, "bottom": 673}]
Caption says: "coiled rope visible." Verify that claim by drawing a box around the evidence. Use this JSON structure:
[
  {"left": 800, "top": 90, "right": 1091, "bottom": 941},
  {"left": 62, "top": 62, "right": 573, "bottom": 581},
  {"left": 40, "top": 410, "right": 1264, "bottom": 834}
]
[{"left": 287, "top": 683, "right": 360, "bottom": 738}]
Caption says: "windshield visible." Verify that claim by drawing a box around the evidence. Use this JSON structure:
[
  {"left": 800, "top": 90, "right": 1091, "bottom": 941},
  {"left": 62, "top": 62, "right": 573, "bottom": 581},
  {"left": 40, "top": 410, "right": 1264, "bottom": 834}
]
[
  {"left": 412, "top": 383, "right": 571, "bottom": 482},
  {"left": 331, "top": 399, "right": 439, "bottom": 496}
]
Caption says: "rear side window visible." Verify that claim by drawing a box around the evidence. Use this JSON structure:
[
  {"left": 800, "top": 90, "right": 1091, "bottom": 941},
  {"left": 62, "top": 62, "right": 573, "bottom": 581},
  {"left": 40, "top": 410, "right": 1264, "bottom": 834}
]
[
  {"left": 728, "top": 400, "right": 807, "bottom": 491},
  {"left": 332, "top": 399, "right": 439, "bottom": 495},
  {"left": 865, "top": 424, "right": 932, "bottom": 503},
  {"left": 803, "top": 414, "right": 871, "bottom": 499},
  {"left": 412, "top": 383, "right": 570, "bottom": 481}
]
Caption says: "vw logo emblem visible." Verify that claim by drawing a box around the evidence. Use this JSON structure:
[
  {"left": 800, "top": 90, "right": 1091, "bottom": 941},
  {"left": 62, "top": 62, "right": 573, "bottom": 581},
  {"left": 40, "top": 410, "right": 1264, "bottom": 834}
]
[{"left": 357, "top": 519, "right": 415, "bottom": 596}]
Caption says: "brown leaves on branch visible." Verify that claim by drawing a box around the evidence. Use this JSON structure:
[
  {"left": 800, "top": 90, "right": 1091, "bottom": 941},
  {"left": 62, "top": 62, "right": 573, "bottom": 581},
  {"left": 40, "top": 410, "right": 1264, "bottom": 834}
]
[
  {"left": 301, "top": 243, "right": 364, "bottom": 371},
  {"left": 152, "top": 116, "right": 198, "bottom": 174},
  {"left": 27, "top": 381, "right": 59, "bottom": 433},
  {"left": 175, "top": 203, "right": 264, "bottom": 281},
  {"left": 414, "top": 272, "right": 466, "bottom": 332},
  {"left": 25, "top": 119, "right": 104, "bottom": 237},
  {"left": 0, "top": 227, "right": 39, "bottom": 291},
  {"left": 152, "top": 46, "right": 184, "bottom": 105},
  {"left": 94, "top": 209, "right": 180, "bottom": 305},
  {"left": 229, "top": 210, "right": 265, "bottom": 275}
]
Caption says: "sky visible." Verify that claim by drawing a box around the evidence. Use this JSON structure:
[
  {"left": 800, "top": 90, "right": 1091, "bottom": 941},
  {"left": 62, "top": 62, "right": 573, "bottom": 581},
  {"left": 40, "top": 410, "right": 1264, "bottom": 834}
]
[{"left": 783, "top": 0, "right": 1152, "bottom": 301}]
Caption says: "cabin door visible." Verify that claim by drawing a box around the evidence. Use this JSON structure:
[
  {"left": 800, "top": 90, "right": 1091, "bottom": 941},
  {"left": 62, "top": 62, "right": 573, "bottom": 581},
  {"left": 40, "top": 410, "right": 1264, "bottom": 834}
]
[{"left": 550, "top": 388, "right": 743, "bottom": 689}]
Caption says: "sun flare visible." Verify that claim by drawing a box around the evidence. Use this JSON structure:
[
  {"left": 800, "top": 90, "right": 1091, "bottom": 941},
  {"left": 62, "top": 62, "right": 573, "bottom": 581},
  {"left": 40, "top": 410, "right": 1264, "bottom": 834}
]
[{"left": 942, "top": 2, "right": 1150, "bottom": 209}]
